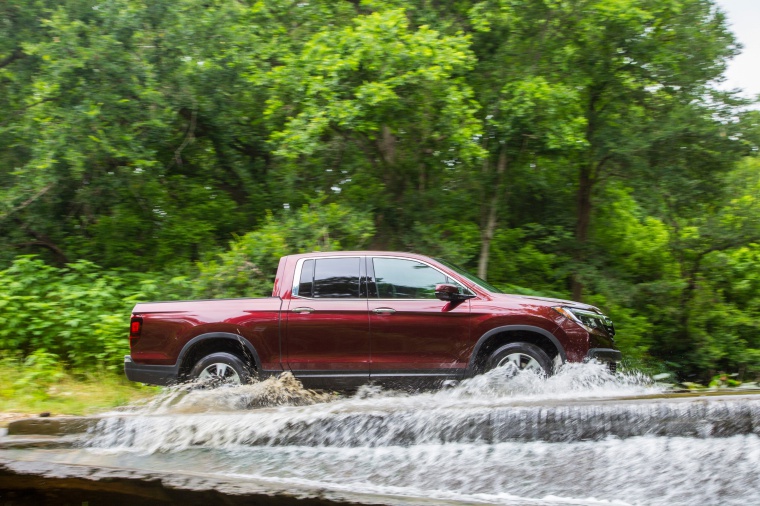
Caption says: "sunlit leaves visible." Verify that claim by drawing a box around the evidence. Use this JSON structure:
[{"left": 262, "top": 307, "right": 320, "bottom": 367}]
[{"left": 266, "top": 8, "right": 482, "bottom": 161}]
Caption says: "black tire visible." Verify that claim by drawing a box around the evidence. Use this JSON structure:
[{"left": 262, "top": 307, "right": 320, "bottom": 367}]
[
  {"left": 189, "top": 352, "right": 252, "bottom": 386},
  {"left": 486, "top": 342, "right": 553, "bottom": 376}
]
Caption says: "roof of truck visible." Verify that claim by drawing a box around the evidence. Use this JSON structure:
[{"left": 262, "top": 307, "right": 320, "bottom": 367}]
[{"left": 284, "top": 251, "right": 435, "bottom": 261}]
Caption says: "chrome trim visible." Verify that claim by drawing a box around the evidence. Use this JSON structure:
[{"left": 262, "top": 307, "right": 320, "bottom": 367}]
[
  {"left": 370, "top": 372, "right": 463, "bottom": 377},
  {"left": 290, "top": 254, "right": 474, "bottom": 301},
  {"left": 290, "top": 372, "right": 369, "bottom": 378}
]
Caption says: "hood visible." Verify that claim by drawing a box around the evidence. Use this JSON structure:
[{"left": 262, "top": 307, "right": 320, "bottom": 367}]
[{"left": 491, "top": 293, "right": 601, "bottom": 312}]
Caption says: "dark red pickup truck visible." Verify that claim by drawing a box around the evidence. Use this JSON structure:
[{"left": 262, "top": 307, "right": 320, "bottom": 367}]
[{"left": 125, "top": 251, "right": 620, "bottom": 388}]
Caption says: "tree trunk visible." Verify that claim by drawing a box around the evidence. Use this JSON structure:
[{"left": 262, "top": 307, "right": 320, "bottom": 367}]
[
  {"left": 478, "top": 147, "right": 508, "bottom": 280},
  {"left": 572, "top": 162, "right": 593, "bottom": 301},
  {"left": 478, "top": 200, "right": 498, "bottom": 280}
]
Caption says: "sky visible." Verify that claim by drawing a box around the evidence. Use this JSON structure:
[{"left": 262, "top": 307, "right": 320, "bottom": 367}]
[{"left": 713, "top": 0, "right": 760, "bottom": 102}]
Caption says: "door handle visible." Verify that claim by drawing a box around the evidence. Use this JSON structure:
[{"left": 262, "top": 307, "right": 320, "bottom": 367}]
[
  {"left": 372, "top": 308, "right": 396, "bottom": 315},
  {"left": 291, "top": 307, "right": 315, "bottom": 314}
]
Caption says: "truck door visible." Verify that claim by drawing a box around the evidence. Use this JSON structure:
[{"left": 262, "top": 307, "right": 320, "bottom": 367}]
[
  {"left": 368, "top": 256, "right": 472, "bottom": 383},
  {"left": 285, "top": 256, "right": 370, "bottom": 388}
]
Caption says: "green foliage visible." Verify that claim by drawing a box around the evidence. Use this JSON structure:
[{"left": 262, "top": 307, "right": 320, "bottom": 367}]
[
  {"left": 0, "top": 256, "right": 169, "bottom": 370},
  {"left": 708, "top": 373, "right": 743, "bottom": 389},
  {"left": 593, "top": 184, "right": 676, "bottom": 281},
  {"left": 488, "top": 226, "right": 570, "bottom": 294},
  {"left": 682, "top": 244, "right": 760, "bottom": 378},
  {"left": 0, "top": 0, "right": 759, "bottom": 381},
  {"left": 8, "top": 350, "right": 67, "bottom": 394},
  {"left": 267, "top": 8, "right": 481, "bottom": 160},
  {"left": 193, "top": 201, "right": 376, "bottom": 298},
  {"left": 403, "top": 221, "right": 482, "bottom": 267},
  {"left": 0, "top": 352, "right": 159, "bottom": 415}
]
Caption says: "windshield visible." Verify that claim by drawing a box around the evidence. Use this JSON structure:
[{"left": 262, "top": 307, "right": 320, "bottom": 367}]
[{"left": 434, "top": 258, "right": 504, "bottom": 294}]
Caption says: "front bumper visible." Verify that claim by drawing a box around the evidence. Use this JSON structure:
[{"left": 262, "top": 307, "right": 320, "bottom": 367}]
[
  {"left": 586, "top": 348, "right": 622, "bottom": 363},
  {"left": 586, "top": 348, "right": 622, "bottom": 372},
  {"left": 124, "top": 355, "right": 180, "bottom": 386}
]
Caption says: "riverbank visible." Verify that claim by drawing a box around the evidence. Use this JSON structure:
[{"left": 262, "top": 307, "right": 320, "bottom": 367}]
[
  {"left": 0, "top": 362, "right": 159, "bottom": 427},
  {"left": 0, "top": 414, "right": 33, "bottom": 429}
]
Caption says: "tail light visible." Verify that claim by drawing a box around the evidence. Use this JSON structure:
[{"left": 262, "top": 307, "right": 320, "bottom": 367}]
[{"left": 129, "top": 316, "right": 143, "bottom": 347}]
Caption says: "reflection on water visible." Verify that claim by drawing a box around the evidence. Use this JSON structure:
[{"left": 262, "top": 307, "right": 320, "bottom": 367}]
[{"left": 6, "top": 363, "right": 760, "bottom": 505}]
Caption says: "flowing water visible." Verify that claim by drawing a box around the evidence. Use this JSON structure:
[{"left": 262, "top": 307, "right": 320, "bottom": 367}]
[{"left": 4, "top": 363, "right": 760, "bottom": 505}]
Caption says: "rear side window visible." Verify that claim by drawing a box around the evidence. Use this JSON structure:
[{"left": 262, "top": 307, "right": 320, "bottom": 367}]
[
  {"left": 297, "top": 257, "right": 362, "bottom": 298},
  {"left": 298, "top": 259, "right": 315, "bottom": 297}
]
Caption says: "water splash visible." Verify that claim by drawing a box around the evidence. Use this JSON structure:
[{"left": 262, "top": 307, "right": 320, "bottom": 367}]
[
  {"left": 118, "top": 372, "right": 336, "bottom": 415},
  {"left": 15, "top": 363, "right": 760, "bottom": 505},
  {"left": 83, "top": 364, "right": 704, "bottom": 453},
  {"left": 445, "top": 361, "right": 656, "bottom": 403},
  {"left": 115, "top": 362, "right": 660, "bottom": 418}
]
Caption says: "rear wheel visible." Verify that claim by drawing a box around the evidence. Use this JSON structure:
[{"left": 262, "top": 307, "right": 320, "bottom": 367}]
[
  {"left": 486, "top": 342, "right": 553, "bottom": 376},
  {"left": 189, "top": 352, "right": 252, "bottom": 386}
]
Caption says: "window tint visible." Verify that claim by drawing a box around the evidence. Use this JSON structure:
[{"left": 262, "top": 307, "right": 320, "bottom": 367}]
[
  {"left": 311, "top": 257, "right": 361, "bottom": 298},
  {"left": 297, "top": 259, "right": 315, "bottom": 297},
  {"left": 372, "top": 258, "right": 449, "bottom": 299}
]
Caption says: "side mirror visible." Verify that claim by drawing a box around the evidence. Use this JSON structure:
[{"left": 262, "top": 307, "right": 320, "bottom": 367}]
[{"left": 435, "top": 284, "right": 476, "bottom": 302}]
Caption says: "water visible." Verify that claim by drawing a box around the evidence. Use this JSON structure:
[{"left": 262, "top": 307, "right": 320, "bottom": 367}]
[{"left": 5, "top": 363, "right": 760, "bottom": 505}]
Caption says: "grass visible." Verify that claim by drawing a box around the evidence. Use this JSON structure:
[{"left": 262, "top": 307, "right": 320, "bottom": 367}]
[{"left": 0, "top": 355, "right": 160, "bottom": 419}]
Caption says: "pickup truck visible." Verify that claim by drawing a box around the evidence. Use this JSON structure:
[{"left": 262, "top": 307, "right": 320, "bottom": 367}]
[{"left": 124, "top": 251, "right": 621, "bottom": 388}]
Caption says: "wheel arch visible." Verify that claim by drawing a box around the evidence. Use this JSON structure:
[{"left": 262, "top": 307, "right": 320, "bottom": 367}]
[
  {"left": 177, "top": 332, "right": 261, "bottom": 378},
  {"left": 467, "top": 325, "right": 566, "bottom": 376}
]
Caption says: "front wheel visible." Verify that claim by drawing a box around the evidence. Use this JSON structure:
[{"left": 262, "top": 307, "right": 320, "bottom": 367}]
[
  {"left": 486, "top": 342, "right": 553, "bottom": 376},
  {"left": 189, "top": 352, "right": 252, "bottom": 386}
]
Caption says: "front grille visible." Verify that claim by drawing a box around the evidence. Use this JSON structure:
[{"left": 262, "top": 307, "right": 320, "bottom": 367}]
[
  {"left": 608, "top": 362, "right": 617, "bottom": 374},
  {"left": 603, "top": 317, "right": 615, "bottom": 337}
]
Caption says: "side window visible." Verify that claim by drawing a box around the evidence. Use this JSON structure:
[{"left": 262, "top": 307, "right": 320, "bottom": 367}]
[
  {"left": 299, "top": 257, "right": 361, "bottom": 298},
  {"left": 297, "top": 259, "right": 315, "bottom": 297},
  {"left": 372, "top": 258, "right": 449, "bottom": 299}
]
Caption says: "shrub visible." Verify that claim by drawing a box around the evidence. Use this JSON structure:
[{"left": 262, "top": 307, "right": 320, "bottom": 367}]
[{"left": 0, "top": 256, "right": 168, "bottom": 371}]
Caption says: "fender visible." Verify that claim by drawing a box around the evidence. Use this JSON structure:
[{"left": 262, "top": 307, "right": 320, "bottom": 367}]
[
  {"left": 466, "top": 325, "right": 567, "bottom": 374},
  {"left": 178, "top": 332, "right": 263, "bottom": 371}
]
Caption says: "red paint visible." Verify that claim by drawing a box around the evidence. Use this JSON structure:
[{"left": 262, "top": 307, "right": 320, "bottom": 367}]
[
  {"left": 126, "top": 252, "right": 619, "bottom": 386},
  {"left": 368, "top": 299, "right": 472, "bottom": 372},
  {"left": 285, "top": 298, "right": 370, "bottom": 373}
]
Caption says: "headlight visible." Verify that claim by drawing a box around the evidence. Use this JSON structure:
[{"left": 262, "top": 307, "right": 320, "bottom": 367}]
[{"left": 553, "top": 306, "right": 615, "bottom": 337}]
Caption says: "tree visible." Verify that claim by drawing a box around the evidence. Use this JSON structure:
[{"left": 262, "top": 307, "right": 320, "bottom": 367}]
[
  {"left": 263, "top": 8, "right": 483, "bottom": 247},
  {"left": 558, "top": 0, "right": 741, "bottom": 300},
  {"left": 0, "top": 0, "right": 357, "bottom": 268}
]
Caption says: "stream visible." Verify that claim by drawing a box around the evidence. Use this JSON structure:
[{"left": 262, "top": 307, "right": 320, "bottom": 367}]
[{"left": 2, "top": 363, "right": 760, "bottom": 505}]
